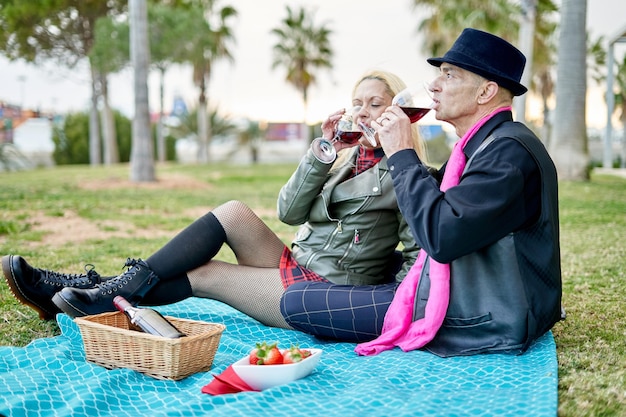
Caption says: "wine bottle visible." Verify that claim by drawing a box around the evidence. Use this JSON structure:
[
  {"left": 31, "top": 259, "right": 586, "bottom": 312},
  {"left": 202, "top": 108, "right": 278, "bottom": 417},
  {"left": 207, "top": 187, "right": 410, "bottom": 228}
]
[{"left": 113, "top": 296, "right": 185, "bottom": 338}]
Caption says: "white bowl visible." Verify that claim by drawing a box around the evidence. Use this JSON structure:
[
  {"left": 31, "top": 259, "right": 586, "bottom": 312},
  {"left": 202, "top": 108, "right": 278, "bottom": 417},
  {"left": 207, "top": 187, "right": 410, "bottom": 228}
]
[{"left": 231, "top": 348, "right": 322, "bottom": 390}]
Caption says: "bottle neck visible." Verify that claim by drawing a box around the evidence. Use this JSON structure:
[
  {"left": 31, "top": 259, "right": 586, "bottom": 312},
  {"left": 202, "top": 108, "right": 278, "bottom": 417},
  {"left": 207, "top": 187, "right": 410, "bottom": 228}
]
[{"left": 113, "top": 295, "right": 134, "bottom": 313}]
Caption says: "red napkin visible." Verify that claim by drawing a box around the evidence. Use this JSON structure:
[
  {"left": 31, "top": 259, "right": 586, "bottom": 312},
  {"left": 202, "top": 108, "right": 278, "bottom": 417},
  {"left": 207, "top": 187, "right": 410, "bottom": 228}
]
[{"left": 201, "top": 365, "right": 258, "bottom": 395}]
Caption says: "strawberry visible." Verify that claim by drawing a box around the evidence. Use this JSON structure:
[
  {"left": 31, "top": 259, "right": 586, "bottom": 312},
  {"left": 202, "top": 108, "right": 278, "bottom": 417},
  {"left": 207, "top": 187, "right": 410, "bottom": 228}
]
[
  {"left": 282, "top": 345, "right": 312, "bottom": 364},
  {"left": 249, "top": 342, "right": 284, "bottom": 365},
  {"left": 249, "top": 347, "right": 260, "bottom": 365}
]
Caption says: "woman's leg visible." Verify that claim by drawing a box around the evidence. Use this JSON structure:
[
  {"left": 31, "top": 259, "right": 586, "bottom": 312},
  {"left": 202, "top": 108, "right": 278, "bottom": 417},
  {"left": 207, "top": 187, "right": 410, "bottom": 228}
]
[
  {"left": 211, "top": 200, "right": 286, "bottom": 267},
  {"left": 146, "top": 200, "right": 290, "bottom": 327},
  {"left": 129, "top": 199, "right": 285, "bottom": 279},
  {"left": 141, "top": 275, "right": 192, "bottom": 306},
  {"left": 188, "top": 201, "right": 291, "bottom": 328},
  {"left": 188, "top": 261, "right": 289, "bottom": 328},
  {"left": 145, "top": 211, "right": 227, "bottom": 278},
  {"left": 280, "top": 282, "right": 398, "bottom": 342},
  {"left": 54, "top": 200, "right": 286, "bottom": 317}
]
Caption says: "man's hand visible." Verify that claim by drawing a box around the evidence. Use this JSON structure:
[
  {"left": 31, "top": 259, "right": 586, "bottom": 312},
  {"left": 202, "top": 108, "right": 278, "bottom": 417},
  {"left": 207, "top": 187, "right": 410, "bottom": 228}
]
[{"left": 372, "top": 106, "right": 415, "bottom": 157}]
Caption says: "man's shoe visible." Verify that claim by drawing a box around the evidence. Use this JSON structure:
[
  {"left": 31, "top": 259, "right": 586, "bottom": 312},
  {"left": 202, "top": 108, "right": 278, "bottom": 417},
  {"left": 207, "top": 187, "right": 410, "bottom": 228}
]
[
  {"left": 2, "top": 255, "right": 103, "bottom": 320},
  {"left": 52, "top": 258, "right": 159, "bottom": 318}
]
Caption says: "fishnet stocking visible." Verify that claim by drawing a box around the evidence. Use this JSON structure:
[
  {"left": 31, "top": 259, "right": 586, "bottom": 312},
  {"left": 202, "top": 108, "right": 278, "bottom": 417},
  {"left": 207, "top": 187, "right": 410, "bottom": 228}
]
[
  {"left": 188, "top": 261, "right": 290, "bottom": 328},
  {"left": 188, "top": 200, "right": 290, "bottom": 328},
  {"left": 212, "top": 200, "right": 286, "bottom": 267}
]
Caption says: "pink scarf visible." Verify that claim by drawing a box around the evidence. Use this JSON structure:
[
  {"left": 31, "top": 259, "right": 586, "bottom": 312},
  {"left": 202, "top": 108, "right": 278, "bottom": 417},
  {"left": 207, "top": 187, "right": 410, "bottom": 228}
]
[{"left": 355, "top": 106, "right": 511, "bottom": 356}]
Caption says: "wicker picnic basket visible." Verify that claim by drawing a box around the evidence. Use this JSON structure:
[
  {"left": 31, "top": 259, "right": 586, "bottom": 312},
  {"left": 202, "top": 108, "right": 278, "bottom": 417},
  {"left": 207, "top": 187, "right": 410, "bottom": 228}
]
[{"left": 75, "top": 311, "right": 225, "bottom": 380}]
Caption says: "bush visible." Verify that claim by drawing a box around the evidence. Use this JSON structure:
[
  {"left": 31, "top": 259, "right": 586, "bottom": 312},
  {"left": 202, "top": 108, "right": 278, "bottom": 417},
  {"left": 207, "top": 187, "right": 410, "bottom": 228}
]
[
  {"left": 52, "top": 111, "right": 133, "bottom": 164},
  {"left": 52, "top": 112, "right": 91, "bottom": 165}
]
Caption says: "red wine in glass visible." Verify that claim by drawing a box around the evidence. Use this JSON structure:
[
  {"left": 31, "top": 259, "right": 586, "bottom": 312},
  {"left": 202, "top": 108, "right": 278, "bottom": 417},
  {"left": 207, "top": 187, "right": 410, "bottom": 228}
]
[
  {"left": 333, "top": 106, "right": 364, "bottom": 144},
  {"left": 337, "top": 130, "right": 363, "bottom": 144},
  {"left": 393, "top": 84, "right": 434, "bottom": 124},
  {"left": 400, "top": 107, "right": 431, "bottom": 123}
]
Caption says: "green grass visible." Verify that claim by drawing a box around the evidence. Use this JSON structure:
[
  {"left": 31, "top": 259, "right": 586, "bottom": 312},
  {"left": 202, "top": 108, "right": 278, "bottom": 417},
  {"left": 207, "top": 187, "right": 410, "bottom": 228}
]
[{"left": 1, "top": 163, "right": 625, "bottom": 416}]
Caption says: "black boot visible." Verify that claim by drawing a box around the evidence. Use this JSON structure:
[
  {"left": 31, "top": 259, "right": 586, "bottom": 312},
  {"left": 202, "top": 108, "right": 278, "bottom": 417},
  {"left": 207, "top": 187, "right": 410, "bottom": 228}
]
[
  {"left": 2, "top": 255, "right": 103, "bottom": 320},
  {"left": 52, "top": 258, "right": 159, "bottom": 318}
]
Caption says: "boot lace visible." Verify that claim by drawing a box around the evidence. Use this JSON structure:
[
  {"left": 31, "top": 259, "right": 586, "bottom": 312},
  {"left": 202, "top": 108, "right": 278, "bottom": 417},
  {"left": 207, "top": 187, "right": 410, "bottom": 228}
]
[
  {"left": 98, "top": 258, "right": 156, "bottom": 295},
  {"left": 41, "top": 264, "right": 100, "bottom": 288}
]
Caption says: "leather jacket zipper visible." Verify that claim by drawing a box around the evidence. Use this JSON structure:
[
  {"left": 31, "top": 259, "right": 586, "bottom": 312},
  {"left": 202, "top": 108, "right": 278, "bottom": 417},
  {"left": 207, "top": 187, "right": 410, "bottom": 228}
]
[
  {"left": 304, "top": 223, "right": 342, "bottom": 270},
  {"left": 335, "top": 229, "right": 359, "bottom": 267}
]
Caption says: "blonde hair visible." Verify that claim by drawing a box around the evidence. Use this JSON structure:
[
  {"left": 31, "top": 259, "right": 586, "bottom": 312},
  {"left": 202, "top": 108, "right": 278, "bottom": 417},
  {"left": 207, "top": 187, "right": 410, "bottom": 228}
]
[
  {"left": 354, "top": 69, "right": 427, "bottom": 162},
  {"left": 333, "top": 70, "right": 428, "bottom": 171}
]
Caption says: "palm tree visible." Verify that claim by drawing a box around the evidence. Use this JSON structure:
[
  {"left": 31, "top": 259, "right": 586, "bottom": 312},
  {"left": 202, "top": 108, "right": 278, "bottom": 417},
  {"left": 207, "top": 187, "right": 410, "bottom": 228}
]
[
  {"left": 549, "top": 0, "right": 589, "bottom": 180},
  {"left": 413, "top": 0, "right": 520, "bottom": 56},
  {"left": 270, "top": 5, "right": 333, "bottom": 139},
  {"left": 412, "top": 0, "right": 558, "bottom": 132},
  {"left": 238, "top": 120, "right": 266, "bottom": 164},
  {"left": 0, "top": 0, "right": 127, "bottom": 166},
  {"left": 527, "top": 0, "right": 558, "bottom": 142},
  {"left": 515, "top": 0, "right": 558, "bottom": 124},
  {"left": 129, "top": 0, "right": 154, "bottom": 182},
  {"left": 168, "top": 106, "right": 237, "bottom": 162},
  {"left": 90, "top": 17, "right": 129, "bottom": 165},
  {"left": 186, "top": 3, "right": 237, "bottom": 163},
  {"left": 610, "top": 55, "right": 626, "bottom": 167},
  {"left": 148, "top": 4, "right": 200, "bottom": 163},
  {"left": 515, "top": 0, "right": 536, "bottom": 123}
]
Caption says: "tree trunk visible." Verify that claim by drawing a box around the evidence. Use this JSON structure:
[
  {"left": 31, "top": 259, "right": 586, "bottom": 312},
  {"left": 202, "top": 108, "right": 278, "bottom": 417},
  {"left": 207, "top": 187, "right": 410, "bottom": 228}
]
[
  {"left": 621, "top": 110, "right": 626, "bottom": 168},
  {"left": 89, "top": 65, "right": 101, "bottom": 166},
  {"left": 549, "top": 0, "right": 589, "bottom": 180},
  {"left": 129, "top": 0, "right": 155, "bottom": 182},
  {"left": 301, "top": 86, "right": 311, "bottom": 153},
  {"left": 538, "top": 70, "right": 554, "bottom": 147},
  {"left": 100, "top": 72, "right": 119, "bottom": 165},
  {"left": 196, "top": 100, "right": 209, "bottom": 163},
  {"left": 196, "top": 76, "right": 211, "bottom": 163},
  {"left": 514, "top": 0, "right": 536, "bottom": 123},
  {"left": 541, "top": 97, "right": 551, "bottom": 147},
  {"left": 157, "top": 67, "right": 166, "bottom": 163}
]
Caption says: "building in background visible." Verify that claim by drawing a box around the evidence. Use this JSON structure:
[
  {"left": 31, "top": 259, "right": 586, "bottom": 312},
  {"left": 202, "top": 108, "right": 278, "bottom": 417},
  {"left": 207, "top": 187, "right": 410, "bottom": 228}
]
[{"left": 0, "top": 101, "right": 53, "bottom": 169}]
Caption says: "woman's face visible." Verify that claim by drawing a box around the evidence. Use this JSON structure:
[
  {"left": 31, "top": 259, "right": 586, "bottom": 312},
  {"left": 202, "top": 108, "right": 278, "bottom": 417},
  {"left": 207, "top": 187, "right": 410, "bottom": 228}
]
[{"left": 352, "top": 78, "right": 393, "bottom": 148}]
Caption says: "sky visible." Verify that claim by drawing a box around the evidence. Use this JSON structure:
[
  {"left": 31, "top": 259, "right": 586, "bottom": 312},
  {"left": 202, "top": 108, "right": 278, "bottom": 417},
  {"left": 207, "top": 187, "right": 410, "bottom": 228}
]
[{"left": 0, "top": 0, "right": 625, "bottom": 128}]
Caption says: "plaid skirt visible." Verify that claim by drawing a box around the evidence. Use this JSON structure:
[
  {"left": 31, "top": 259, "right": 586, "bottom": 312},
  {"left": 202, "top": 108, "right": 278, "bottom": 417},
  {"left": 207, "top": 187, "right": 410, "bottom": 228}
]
[{"left": 279, "top": 246, "right": 329, "bottom": 289}]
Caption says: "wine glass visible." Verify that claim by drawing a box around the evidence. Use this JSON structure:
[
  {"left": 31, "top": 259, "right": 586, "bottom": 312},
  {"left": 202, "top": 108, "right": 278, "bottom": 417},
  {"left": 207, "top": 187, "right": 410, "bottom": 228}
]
[
  {"left": 313, "top": 106, "right": 366, "bottom": 161},
  {"left": 358, "top": 84, "right": 434, "bottom": 145},
  {"left": 332, "top": 106, "right": 363, "bottom": 144},
  {"left": 392, "top": 82, "right": 434, "bottom": 123},
  {"left": 358, "top": 122, "right": 378, "bottom": 147}
]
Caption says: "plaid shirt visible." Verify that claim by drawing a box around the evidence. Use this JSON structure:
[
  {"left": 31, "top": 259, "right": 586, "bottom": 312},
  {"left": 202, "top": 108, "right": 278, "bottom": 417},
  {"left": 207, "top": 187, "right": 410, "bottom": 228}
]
[
  {"left": 351, "top": 146, "right": 384, "bottom": 178},
  {"left": 279, "top": 146, "right": 385, "bottom": 288}
]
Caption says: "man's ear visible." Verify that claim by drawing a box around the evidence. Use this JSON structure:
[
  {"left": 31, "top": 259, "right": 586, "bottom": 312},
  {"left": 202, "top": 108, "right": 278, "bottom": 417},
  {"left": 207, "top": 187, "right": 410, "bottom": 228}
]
[{"left": 477, "top": 81, "right": 499, "bottom": 104}]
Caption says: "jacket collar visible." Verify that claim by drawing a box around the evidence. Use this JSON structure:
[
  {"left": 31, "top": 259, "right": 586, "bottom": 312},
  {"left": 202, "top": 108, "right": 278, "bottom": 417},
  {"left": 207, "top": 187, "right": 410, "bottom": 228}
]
[{"left": 462, "top": 111, "right": 514, "bottom": 160}]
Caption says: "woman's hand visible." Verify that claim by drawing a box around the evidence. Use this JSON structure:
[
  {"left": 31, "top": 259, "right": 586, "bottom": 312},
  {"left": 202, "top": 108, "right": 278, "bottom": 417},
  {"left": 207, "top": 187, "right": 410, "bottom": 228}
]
[
  {"left": 320, "top": 109, "right": 344, "bottom": 140},
  {"left": 320, "top": 109, "right": 360, "bottom": 152}
]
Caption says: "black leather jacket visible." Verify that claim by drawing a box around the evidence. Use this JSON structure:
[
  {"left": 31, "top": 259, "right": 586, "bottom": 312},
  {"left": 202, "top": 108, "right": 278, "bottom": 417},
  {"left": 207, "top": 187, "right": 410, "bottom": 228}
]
[{"left": 391, "top": 118, "right": 562, "bottom": 357}]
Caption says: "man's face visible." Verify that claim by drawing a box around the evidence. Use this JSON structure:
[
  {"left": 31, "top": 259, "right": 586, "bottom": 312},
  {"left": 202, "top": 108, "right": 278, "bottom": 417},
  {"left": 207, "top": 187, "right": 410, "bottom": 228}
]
[{"left": 430, "top": 63, "right": 482, "bottom": 127}]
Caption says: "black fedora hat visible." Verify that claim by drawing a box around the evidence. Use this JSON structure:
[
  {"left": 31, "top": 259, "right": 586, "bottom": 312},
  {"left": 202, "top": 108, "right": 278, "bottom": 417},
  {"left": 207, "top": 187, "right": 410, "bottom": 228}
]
[{"left": 427, "top": 28, "right": 528, "bottom": 96}]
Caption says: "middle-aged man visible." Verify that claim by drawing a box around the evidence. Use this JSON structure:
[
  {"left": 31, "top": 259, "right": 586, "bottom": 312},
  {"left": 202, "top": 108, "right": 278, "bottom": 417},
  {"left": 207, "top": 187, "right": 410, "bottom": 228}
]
[
  {"left": 280, "top": 28, "right": 563, "bottom": 358},
  {"left": 360, "top": 27, "right": 563, "bottom": 356}
]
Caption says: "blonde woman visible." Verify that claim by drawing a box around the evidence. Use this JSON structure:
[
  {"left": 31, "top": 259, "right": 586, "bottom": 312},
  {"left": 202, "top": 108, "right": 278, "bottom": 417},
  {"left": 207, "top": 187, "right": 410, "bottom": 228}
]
[{"left": 3, "top": 70, "right": 428, "bottom": 343}]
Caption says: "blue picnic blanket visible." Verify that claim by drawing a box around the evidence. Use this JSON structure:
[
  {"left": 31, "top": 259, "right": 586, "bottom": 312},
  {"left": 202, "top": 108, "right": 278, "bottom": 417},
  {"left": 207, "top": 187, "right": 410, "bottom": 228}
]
[{"left": 0, "top": 298, "right": 558, "bottom": 416}]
